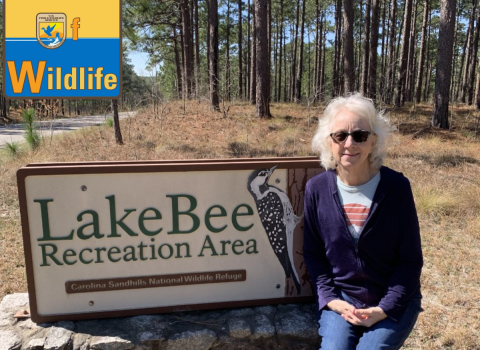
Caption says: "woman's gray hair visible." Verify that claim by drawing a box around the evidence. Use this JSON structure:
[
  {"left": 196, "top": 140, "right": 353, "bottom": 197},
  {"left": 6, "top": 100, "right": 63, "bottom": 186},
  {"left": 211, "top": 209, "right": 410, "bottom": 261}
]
[{"left": 312, "top": 93, "right": 390, "bottom": 170}]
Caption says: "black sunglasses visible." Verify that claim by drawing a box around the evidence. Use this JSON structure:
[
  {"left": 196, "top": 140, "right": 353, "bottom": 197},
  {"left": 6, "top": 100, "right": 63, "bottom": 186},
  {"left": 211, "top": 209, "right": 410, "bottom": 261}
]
[{"left": 330, "top": 130, "right": 372, "bottom": 144}]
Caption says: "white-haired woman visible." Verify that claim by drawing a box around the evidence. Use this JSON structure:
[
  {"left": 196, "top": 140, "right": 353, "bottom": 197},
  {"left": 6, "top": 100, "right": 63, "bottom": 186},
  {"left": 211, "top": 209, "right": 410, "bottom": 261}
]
[{"left": 303, "top": 94, "right": 423, "bottom": 350}]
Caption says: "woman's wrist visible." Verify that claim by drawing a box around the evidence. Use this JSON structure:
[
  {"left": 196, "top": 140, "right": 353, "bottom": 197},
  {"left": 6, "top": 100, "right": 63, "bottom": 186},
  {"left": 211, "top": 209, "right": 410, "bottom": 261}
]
[
  {"left": 372, "top": 306, "right": 386, "bottom": 316},
  {"left": 327, "top": 299, "right": 354, "bottom": 314}
]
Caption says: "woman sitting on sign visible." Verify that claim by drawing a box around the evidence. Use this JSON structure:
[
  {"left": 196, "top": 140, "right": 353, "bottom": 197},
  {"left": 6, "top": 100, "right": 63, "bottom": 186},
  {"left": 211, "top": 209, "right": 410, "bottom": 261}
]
[{"left": 303, "top": 94, "right": 423, "bottom": 350}]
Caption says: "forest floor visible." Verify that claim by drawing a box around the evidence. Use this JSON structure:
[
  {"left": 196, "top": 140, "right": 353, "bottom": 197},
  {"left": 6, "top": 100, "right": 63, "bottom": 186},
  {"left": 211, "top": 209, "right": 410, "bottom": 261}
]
[{"left": 1, "top": 100, "right": 479, "bottom": 349}]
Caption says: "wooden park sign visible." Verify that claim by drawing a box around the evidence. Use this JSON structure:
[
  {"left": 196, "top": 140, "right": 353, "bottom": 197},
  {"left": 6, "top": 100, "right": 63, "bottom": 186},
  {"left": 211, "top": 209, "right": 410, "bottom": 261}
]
[{"left": 17, "top": 157, "right": 323, "bottom": 323}]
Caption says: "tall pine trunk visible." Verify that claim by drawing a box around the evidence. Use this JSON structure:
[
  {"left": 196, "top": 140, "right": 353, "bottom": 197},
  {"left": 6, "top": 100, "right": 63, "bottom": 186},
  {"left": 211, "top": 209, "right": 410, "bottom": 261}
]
[
  {"left": 277, "top": 0, "right": 284, "bottom": 102},
  {"left": 247, "top": 0, "right": 251, "bottom": 100},
  {"left": 267, "top": 0, "right": 272, "bottom": 104},
  {"left": 318, "top": 13, "right": 325, "bottom": 100},
  {"left": 432, "top": 0, "right": 457, "bottom": 129},
  {"left": 290, "top": 0, "right": 300, "bottom": 102},
  {"left": 395, "top": 0, "right": 414, "bottom": 106},
  {"left": 454, "top": 17, "right": 468, "bottom": 100},
  {"left": 173, "top": 26, "right": 183, "bottom": 99},
  {"left": 225, "top": 0, "right": 231, "bottom": 100},
  {"left": 182, "top": 0, "right": 194, "bottom": 97},
  {"left": 405, "top": 0, "right": 418, "bottom": 102},
  {"left": 385, "top": 0, "right": 397, "bottom": 103},
  {"left": 415, "top": 0, "right": 429, "bottom": 103},
  {"left": 460, "top": 0, "right": 476, "bottom": 103},
  {"left": 313, "top": 0, "right": 319, "bottom": 102},
  {"left": 368, "top": 0, "right": 380, "bottom": 99},
  {"left": 283, "top": 26, "right": 288, "bottom": 102},
  {"left": 423, "top": 11, "right": 432, "bottom": 101},
  {"left": 194, "top": 0, "right": 200, "bottom": 98},
  {"left": 179, "top": 16, "right": 186, "bottom": 99},
  {"left": 295, "top": 0, "right": 306, "bottom": 102},
  {"left": 238, "top": 0, "right": 243, "bottom": 99},
  {"left": 468, "top": 4, "right": 480, "bottom": 105},
  {"left": 361, "top": 0, "right": 371, "bottom": 95},
  {"left": 208, "top": 0, "right": 220, "bottom": 110},
  {"left": 273, "top": 22, "right": 278, "bottom": 102},
  {"left": 475, "top": 54, "right": 480, "bottom": 108},
  {"left": 255, "top": 0, "right": 270, "bottom": 117},
  {"left": 250, "top": 1, "right": 257, "bottom": 104},
  {"left": 333, "top": 0, "right": 342, "bottom": 96},
  {"left": 112, "top": 99, "right": 123, "bottom": 145},
  {"left": 343, "top": 0, "right": 355, "bottom": 93},
  {"left": 379, "top": 1, "right": 388, "bottom": 100}
]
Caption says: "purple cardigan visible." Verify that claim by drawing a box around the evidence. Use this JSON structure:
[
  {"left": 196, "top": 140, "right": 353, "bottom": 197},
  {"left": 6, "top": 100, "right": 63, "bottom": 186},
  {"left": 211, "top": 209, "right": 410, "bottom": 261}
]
[{"left": 303, "top": 166, "right": 423, "bottom": 322}]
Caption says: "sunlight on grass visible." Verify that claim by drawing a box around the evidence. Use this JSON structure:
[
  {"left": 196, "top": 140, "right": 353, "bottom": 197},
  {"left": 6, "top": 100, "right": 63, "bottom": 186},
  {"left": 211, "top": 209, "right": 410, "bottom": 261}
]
[{"left": 414, "top": 185, "right": 460, "bottom": 217}]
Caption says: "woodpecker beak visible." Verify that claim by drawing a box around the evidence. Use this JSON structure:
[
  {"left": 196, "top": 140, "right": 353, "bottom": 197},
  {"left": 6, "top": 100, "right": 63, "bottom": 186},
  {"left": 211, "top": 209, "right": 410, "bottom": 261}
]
[{"left": 267, "top": 165, "right": 278, "bottom": 179}]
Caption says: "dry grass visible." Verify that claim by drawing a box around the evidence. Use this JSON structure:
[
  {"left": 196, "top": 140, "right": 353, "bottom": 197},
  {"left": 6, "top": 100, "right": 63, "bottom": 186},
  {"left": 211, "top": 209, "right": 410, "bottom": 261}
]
[{"left": 1, "top": 100, "right": 480, "bottom": 348}]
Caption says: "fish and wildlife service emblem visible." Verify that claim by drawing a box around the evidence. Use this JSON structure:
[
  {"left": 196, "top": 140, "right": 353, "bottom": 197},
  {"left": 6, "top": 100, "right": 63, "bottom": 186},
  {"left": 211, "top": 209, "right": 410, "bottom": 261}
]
[{"left": 36, "top": 13, "right": 66, "bottom": 49}]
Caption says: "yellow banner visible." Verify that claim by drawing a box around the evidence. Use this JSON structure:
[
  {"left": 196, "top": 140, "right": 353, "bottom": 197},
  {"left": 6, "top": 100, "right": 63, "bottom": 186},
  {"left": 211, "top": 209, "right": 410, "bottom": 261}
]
[{"left": 5, "top": 0, "right": 120, "bottom": 38}]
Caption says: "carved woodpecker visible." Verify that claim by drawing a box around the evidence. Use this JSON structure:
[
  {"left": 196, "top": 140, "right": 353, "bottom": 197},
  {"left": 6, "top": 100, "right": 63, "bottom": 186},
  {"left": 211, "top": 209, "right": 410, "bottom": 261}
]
[{"left": 247, "top": 165, "right": 302, "bottom": 294}]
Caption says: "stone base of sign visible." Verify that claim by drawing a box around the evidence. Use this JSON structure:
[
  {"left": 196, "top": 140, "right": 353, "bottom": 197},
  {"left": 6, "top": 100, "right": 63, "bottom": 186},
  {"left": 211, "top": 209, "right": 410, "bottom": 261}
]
[{"left": 0, "top": 294, "right": 321, "bottom": 350}]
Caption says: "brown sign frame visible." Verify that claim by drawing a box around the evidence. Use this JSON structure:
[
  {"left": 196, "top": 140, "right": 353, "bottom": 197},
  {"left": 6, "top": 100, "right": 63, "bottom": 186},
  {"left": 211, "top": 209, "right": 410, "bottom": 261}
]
[{"left": 17, "top": 156, "right": 322, "bottom": 323}]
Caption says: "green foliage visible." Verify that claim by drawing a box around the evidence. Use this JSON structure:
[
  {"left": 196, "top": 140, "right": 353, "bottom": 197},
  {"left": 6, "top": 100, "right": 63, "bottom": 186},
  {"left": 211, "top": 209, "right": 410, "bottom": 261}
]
[
  {"left": 22, "top": 108, "right": 41, "bottom": 151},
  {"left": 4, "top": 141, "right": 20, "bottom": 159},
  {"left": 120, "top": 0, "right": 477, "bottom": 104}
]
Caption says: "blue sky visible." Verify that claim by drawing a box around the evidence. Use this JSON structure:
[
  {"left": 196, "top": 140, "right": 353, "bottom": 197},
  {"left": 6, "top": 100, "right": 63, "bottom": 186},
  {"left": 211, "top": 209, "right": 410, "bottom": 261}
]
[{"left": 128, "top": 50, "right": 154, "bottom": 76}]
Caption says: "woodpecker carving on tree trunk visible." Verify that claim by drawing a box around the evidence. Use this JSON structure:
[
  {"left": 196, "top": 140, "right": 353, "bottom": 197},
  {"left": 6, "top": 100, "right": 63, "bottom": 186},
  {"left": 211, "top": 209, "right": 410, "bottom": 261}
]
[{"left": 247, "top": 165, "right": 302, "bottom": 295}]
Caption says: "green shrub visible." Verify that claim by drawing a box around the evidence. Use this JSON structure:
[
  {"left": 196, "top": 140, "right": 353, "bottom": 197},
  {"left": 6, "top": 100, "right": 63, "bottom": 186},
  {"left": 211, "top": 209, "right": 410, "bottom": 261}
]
[
  {"left": 4, "top": 141, "right": 20, "bottom": 158},
  {"left": 106, "top": 117, "right": 114, "bottom": 127}
]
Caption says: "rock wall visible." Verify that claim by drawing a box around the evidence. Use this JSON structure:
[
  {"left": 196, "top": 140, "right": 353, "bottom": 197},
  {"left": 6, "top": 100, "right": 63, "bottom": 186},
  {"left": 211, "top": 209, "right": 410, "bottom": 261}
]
[{"left": 0, "top": 294, "right": 320, "bottom": 350}]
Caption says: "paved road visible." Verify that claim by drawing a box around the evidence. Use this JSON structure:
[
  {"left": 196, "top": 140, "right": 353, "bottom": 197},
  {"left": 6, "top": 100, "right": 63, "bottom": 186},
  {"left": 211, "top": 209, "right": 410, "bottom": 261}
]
[{"left": 0, "top": 112, "right": 136, "bottom": 147}]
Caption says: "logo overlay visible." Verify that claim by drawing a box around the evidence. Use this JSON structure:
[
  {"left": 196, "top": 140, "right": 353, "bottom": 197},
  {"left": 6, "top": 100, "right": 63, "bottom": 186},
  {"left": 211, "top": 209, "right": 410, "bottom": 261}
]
[
  {"left": 4, "top": 1, "right": 121, "bottom": 98},
  {"left": 37, "top": 13, "right": 66, "bottom": 49}
]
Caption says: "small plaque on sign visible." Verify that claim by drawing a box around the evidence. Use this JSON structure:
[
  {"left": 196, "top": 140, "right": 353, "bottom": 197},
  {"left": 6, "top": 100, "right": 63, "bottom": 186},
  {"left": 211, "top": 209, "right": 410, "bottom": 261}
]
[{"left": 66, "top": 270, "right": 247, "bottom": 294}]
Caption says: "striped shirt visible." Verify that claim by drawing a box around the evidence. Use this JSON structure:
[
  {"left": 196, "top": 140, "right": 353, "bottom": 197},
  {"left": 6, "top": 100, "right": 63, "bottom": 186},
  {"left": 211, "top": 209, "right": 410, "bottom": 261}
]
[{"left": 336, "top": 172, "right": 381, "bottom": 243}]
